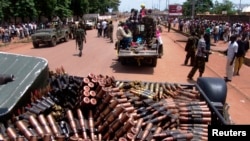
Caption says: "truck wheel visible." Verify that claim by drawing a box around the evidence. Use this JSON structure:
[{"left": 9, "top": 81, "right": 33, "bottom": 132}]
[
  {"left": 120, "top": 58, "right": 127, "bottom": 65},
  {"left": 50, "top": 37, "right": 57, "bottom": 47},
  {"left": 64, "top": 33, "right": 69, "bottom": 42},
  {"left": 197, "top": 77, "right": 227, "bottom": 104},
  {"left": 151, "top": 58, "right": 157, "bottom": 67},
  {"left": 33, "top": 42, "right": 39, "bottom": 48},
  {"left": 158, "top": 44, "right": 163, "bottom": 58}
]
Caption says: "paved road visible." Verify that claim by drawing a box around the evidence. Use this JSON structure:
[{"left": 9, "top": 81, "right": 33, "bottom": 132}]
[{"left": 1, "top": 21, "right": 250, "bottom": 124}]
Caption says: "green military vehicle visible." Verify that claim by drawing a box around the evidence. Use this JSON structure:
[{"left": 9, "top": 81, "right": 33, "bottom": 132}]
[{"left": 31, "top": 22, "right": 70, "bottom": 48}]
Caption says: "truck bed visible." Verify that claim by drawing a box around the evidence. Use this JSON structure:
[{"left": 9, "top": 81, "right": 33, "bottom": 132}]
[{"left": 118, "top": 49, "right": 158, "bottom": 58}]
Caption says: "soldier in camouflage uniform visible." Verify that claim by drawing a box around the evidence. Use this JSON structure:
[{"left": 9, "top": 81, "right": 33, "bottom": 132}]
[
  {"left": 184, "top": 32, "right": 199, "bottom": 66},
  {"left": 141, "top": 9, "right": 156, "bottom": 46},
  {"left": 69, "top": 22, "right": 77, "bottom": 39},
  {"left": 75, "top": 21, "right": 87, "bottom": 57}
]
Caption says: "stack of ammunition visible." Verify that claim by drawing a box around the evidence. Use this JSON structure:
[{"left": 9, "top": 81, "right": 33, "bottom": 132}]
[{"left": 0, "top": 70, "right": 214, "bottom": 141}]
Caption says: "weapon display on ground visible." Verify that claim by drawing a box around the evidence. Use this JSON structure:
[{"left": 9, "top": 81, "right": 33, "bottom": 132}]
[{"left": 0, "top": 68, "right": 229, "bottom": 141}]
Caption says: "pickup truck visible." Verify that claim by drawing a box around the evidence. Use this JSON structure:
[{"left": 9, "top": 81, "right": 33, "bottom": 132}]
[
  {"left": 116, "top": 19, "right": 163, "bottom": 67},
  {"left": 31, "top": 24, "right": 70, "bottom": 48}
]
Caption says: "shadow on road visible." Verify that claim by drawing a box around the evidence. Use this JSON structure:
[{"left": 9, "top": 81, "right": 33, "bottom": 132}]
[{"left": 110, "top": 60, "right": 155, "bottom": 74}]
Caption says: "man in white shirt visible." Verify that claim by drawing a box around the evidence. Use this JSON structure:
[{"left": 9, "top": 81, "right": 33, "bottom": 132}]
[
  {"left": 101, "top": 20, "right": 107, "bottom": 37},
  {"left": 224, "top": 35, "right": 238, "bottom": 82}
]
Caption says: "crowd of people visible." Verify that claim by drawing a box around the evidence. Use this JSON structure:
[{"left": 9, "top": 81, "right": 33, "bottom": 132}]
[
  {"left": 0, "top": 22, "right": 38, "bottom": 43},
  {"left": 175, "top": 18, "right": 250, "bottom": 82},
  {"left": 96, "top": 19, "right": 114, "bottom": 43}
]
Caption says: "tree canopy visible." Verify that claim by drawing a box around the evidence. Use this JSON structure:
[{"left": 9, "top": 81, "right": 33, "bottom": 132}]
[
  {"left": 182, "top": 0, "right": 236, "bottom": 17},
  {"left": 0, "top": 0, "right": 237, "bottom": 23},
  {"left": 0, "top": 0, "right": 121, "bottom": 23}
]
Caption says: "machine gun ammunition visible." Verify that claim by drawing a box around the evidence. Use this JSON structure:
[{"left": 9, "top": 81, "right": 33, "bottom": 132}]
[
  {"left": 66, "top": 110, "right": 79, "bottom": 138},
  {"left": 47, "top": 114, "right": 61, "bottom": 137},
  {"left": 179, "top": 106, "right": 210, "bottom": 112},
  {"left": 16, "top": 120, "right": 33, "bottom": 140},
  {"left": 88, "top": 82, "right": 95, "bottom": 90},
  {"left": 55, "top": 134, "right": 66, "bottom": 141},
  {"left": 179, "top": 116, "right": 211, "bottom": 123},
  {"left": 77, "top": 109, "right": 88, "bottom": 139},
  {"left": 176, "top": 89, "right": 198, "bottom": 99},
  {"left": 42, "top": 134, "right": 52, "bottom": 141},
  {"left": 114, "top": 120, "right": 134, "bottom": 140},
  {"left": 31, "top": 102, "right": 47, "bottom": 112},
  {"left": 125, "top": 132, "right": 135, "bottom": 140},
  {"left": 94, "top": 93, "right": 113, "bottom": 119},
  {"left": 35, "top": 99, "right": 52, "bottom": 109},
  {"left": 28, "top": 115, "right": 45, "bottom": 138},
  {"left": 42, "top": 96, "right": 55, "bottom": 106},
  {"left": 153, "top": 130, "right": 187, "bottom": 139},
  {"left": 95, "top": 99, "right": 119, "bottom": 127},
  {"left": 6, "top": 126, "right": 18, "bottom": 140},
  {"left": 89, "top": 90, "right": 96, "bottom": 97},
  {"left": 144, "top": 114, "right": 168, "bottom": 125},
  {"left": 88, "top": 110, "right": 96, "bottom": 141},
  {"left": 102, "top": 113, "right": 130, "bottom": 140},
  {"left": 81, "top": 97, "right": 90, "bottom": 106},
  {"left": 119, "top": 137, "right": 127, "bottom": 141},
  {"left": 179, "top": 123, "right": 208, "bottom": 128},
  {"left": 140, "top": 122, "right": 153, "bottom": 140},
  {"left": 130, "top": 89, "right": 154, "bottom": 99},
  {"left": 83, "top": 77, "right": 90, "bottom": 84},
  {"left": 180, "top": 111, "right": 211, "bottom": 117},
  {"left": 162, "top": 132, "right": 193, "bottom": 141},
  {"left": 29, "top": 135, "right": 39, "bottom": 141},
  {"left": 83, "top": 91, "right": 90, "bottom": 97},
  {"left": 90, "top": 98, "right": 97, "bottom": 106},
  {"left": 178, "top": 101, "right": 206, "bottom": 107},
  {"left": 150, "top": 127, "right": 162, "bottom": 141},
  {"left": 98, "top": 106, "right": 124, "bottom": 133},
  {"left": 16, "top": 135, "right": 26, "bottom": 141},
  {"left": 96, "top": 87, "right": 108, "bottom": 99},
  {"left": 25, "top": 106, "right": 42, "bottom": 115}
]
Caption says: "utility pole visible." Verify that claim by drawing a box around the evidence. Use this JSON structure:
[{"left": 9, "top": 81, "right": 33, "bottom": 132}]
[
  {"left": 159, "top": 0, "right": 160, "bottom": 11},
  {"left": 191, "top": 0, "right": 195, "bottom": 19}
]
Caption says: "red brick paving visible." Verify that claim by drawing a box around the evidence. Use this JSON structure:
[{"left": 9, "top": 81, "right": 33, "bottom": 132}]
[{"left": 1, "top": 23, "right": 250, "bottom": 125}]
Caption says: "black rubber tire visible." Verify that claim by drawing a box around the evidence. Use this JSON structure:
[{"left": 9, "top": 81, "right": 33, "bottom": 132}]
[
  {"left": 50, "top": 37, "right": 57, "bottom": 47},
  {"left": 120, "top": 58, "right": 127, "bottom": 65},
  {"left": 151, "top": 58, "right": 157, "bottom": 67},
  {"left": 64, "top": 33, "right": 69, "bottom": 42},
  {"left": 197, "top": 77, "right": 227, "bottom": 104},
  {"left": 158, "top": 44, "right": 163, "bottom": 58},
  {"left": 33, "top": 42, "right": 39, "bottom": 48}
]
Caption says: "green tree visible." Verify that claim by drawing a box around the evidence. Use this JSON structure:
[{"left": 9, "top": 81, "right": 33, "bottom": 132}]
[
  {"left": 182, "top": 0, "right": 213, "bottom": 17},
  {"left": 0, "top": 0, "right": 122, "bottom": 23},
  {"left": 34, "top": 0, "right": 57, "bottom": 21},
  {"left": 55, "top": 0, "right": 72, "bottom": 19},
  {"left": 0, "top": 1, "right": 11, "bottom": 22},
  {"left": 210, "top": 0, "right": 236, "bottom": 15},
  {"left": 71, "top": 0, "right": 89, "bottom": 19},
  {"left": 12, "top": 0, "right": 37, "bottom": 21},
  {"left": 34, "top": 0, "right": 72, "bottom": 21}
]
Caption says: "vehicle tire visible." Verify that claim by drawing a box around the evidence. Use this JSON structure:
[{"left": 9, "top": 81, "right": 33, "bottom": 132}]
[
  {"left": 33, "top": 42, "right": 39, "bottom": 48},
  {"left": 120, "top": 58, "right": 127, "bottom": 65},
  {"left": 158, "top": 44, "right": 163, "bottom": 58},
  {"left": 50, "top": 37, "right": 57, "bottom": 47},
  {"left": 64, "top": 33, "right": 69, "bottom": 42},
  {"left": 151, "top": 58, "right": 157, "bottom": 67},
  {"left": 197, "top": 77, "right": 227, "bottom": 104}
]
